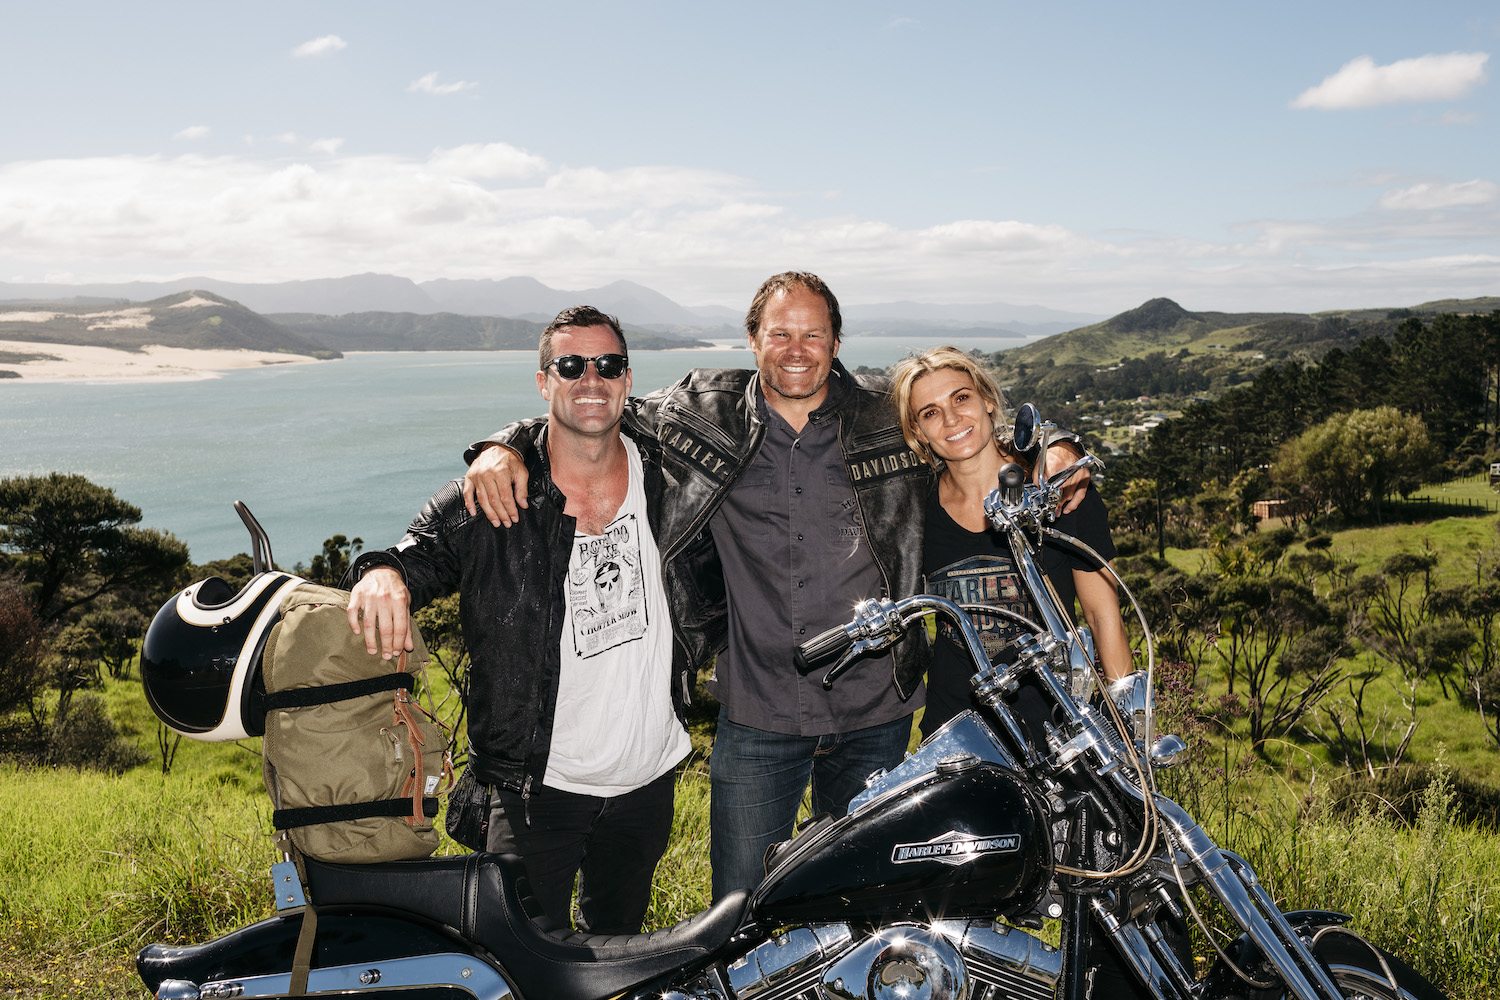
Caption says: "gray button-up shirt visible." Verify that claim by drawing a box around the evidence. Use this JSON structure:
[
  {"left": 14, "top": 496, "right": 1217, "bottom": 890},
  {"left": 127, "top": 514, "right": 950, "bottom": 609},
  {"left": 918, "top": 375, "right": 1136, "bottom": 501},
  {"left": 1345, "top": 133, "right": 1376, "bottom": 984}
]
[{"left": 707, "top": 376, "right": 920, "bottom": 736}]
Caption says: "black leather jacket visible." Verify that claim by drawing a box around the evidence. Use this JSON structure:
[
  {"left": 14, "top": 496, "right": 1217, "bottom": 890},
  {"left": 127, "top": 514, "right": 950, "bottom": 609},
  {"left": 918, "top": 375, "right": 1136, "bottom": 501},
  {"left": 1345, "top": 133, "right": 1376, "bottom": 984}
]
[
  {"left": 354, "top": 424, "right": 688, "bottom": 796},
  {"left": 467, "top": 361, "right": 932, "bottom": 701}
]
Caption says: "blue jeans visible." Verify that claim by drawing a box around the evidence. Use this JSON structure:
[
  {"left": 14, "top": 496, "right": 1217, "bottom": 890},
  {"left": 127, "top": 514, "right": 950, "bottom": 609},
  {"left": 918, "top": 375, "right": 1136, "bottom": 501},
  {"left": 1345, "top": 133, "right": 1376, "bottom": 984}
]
[{"left": 709, "top": 708, "right": 913, "bottom": 899}]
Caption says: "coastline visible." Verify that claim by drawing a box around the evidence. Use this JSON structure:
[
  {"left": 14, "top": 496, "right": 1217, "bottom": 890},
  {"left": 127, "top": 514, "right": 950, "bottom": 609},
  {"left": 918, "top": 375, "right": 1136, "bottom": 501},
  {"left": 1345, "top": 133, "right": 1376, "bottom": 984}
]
[
  {"left": 0, "top": 340, "right": 325, "bottom": 383},
  {"left": 0, "top": 341, "right": 740, "bottom": 384}
]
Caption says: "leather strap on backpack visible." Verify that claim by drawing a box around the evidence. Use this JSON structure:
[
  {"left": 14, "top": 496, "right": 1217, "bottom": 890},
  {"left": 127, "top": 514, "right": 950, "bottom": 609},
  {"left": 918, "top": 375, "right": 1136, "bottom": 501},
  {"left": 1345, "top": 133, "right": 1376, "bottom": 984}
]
[{"left": 391, "top": 651, "right": 454, "bottom": 826}]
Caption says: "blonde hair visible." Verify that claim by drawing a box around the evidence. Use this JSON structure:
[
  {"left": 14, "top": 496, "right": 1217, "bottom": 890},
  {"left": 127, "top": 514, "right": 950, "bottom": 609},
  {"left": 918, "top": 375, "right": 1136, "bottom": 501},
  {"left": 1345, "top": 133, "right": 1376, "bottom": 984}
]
[{"left": 890, "top": 346, "right": 1010, "bottom": 469}]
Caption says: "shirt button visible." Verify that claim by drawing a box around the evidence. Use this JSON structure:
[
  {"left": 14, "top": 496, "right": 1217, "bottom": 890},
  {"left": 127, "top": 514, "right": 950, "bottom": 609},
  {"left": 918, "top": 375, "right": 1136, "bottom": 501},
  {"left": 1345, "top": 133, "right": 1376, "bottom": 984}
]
[
  {"left": 798, "top": 628, "right": 806, "bottom": 635},
  {"left": 796, "top": 533, "right": 804, "bottom": 541},
  {"left": 797, "top": 581, "right": 805, "bottom": 588},
  {"left": 794, "top": 487, "right": 803, "bottom": 494}
]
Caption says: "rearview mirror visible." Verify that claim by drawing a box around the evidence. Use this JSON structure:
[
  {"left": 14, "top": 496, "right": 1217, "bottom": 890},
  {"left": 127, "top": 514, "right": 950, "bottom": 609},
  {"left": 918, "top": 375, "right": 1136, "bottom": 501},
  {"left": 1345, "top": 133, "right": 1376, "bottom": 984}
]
[{"left": 1012, "top": 403, "right": 1040, "bottom": 454}]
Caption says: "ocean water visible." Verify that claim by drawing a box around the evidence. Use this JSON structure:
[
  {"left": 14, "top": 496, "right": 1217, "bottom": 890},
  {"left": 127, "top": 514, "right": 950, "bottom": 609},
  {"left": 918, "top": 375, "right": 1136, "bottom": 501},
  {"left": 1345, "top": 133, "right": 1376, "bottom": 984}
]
[{"left": 2, "top": 335, "right": 1017, "bottom": 564}]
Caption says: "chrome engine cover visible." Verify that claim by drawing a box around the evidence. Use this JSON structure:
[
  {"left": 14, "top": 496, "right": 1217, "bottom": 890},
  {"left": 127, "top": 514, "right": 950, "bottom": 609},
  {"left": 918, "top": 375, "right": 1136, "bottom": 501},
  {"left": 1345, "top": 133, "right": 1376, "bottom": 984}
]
[
  {"left": 722, "top": 919, "right": 1060, "bottom": 1000},
  {"left": 818, "top": 926, "right": 966, "bottom": 1000}
]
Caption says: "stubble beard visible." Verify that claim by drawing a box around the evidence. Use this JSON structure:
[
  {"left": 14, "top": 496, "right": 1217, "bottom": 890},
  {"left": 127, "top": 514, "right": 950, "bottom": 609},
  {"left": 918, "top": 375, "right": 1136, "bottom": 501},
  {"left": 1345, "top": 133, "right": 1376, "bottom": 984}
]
[{"left": 761, "top": 366, "right": 831, "bottom": 403}]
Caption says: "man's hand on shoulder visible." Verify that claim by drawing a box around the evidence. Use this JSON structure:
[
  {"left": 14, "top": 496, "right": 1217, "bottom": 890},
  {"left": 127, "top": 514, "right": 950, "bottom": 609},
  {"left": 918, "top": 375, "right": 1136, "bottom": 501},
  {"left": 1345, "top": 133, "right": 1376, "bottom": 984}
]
[
  {"left": 463, "top": 443, "right": 530, "bottom": 527},
  {"left": 1048, "top": 440, "right": 1093, "bottom": 515},
  {"left": 347, "top": 566, "right": 413, "bottom": 660}
]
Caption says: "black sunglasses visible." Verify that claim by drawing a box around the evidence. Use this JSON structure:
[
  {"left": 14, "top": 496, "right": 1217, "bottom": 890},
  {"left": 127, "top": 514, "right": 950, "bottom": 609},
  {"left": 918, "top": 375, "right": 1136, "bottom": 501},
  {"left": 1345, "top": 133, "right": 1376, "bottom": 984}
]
[{"left": 545, "top": 353, "right": 629, "bottom": 380}]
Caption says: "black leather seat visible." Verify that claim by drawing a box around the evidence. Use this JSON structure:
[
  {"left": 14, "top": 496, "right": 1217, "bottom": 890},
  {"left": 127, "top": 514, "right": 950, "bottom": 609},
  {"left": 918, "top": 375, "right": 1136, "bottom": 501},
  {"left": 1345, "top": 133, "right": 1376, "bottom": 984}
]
[{"left": 303, "top": 852, "right": 750, "bottom": 999}]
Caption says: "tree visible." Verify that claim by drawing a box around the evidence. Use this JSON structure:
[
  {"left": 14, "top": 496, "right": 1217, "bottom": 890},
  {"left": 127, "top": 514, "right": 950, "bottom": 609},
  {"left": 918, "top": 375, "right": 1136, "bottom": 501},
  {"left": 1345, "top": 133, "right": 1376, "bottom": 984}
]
[
  {"left": 0, "top": 473, "right": 190, "bottom": 623},
  {"left": 81, "top": 606, "right": 150, "bottom": 680},
  {"left": 1272, "top": 407, "right": 1435, "bottom": 523},
  {"left": 1340, "top": 551, "right": 1447, "bottom": 767},
  {"left": 191, "top": 553, "right": 257, "bottom": 593},
  {"left": 47, "top": 621, "right": 103, "bottom": 723},
  {"left": 1116, "top": 477, "right": 1169, "bottom": 558},
  {"left": 300, "top": 534, "right": 363, "bottom": 587},
  {"left": 1208, "top": 572, "right": 1339, "bottom": 753},
  {"left": 412, "top": 592, "right": 470, "bottom": 742},
  {"left": 1390, "top": 314, "right": 1487, "bottom": 453},
  {"left": 0, "top": 575, "right": 47, "bottom": 719}
]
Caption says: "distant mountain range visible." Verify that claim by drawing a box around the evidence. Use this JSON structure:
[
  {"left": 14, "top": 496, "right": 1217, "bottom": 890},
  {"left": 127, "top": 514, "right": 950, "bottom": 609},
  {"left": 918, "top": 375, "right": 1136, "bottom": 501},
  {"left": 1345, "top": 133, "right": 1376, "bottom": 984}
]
[
  {"left": 269, "top": 311, "right": 706, "bottom": 354},
  {"left": 0, "top": 273, "right": 1105, "bottom": 337},
  {"left": 2, "top": 280, "right": 1492, "bottom": 373},
  {"left": 0, "top": 290, "right": 709, "bottom": 360}
]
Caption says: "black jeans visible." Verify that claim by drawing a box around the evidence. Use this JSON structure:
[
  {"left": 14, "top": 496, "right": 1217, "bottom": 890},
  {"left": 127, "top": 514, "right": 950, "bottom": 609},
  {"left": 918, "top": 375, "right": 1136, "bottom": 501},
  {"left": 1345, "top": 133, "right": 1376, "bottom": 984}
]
[{"left": 485, "top": 768, "right": 675, "bottom": 934}]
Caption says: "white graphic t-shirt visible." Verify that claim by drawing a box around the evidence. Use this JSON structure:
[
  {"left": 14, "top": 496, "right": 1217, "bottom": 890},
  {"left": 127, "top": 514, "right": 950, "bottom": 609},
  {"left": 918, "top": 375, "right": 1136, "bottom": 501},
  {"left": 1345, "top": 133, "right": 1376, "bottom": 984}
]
[
  {"left": 566, "top": 512, "right": 650, "bottom": 658},
  {"left": 544, "top": 438, "right": 691, "bottom": 796}
]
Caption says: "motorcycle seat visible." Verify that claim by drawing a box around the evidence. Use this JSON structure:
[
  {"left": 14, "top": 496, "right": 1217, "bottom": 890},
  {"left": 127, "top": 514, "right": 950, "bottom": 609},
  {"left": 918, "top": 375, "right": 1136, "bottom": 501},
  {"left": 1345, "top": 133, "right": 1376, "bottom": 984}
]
[{"left": 304, "top": 852, "right": 750, "bottom": 999}]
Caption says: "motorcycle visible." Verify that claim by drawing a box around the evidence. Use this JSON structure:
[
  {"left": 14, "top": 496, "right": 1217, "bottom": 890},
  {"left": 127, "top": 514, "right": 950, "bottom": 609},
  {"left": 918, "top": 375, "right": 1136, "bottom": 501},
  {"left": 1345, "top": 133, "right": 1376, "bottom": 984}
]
[{"left": 135, "top": 406, "right": 1447, "bottom": 1000}]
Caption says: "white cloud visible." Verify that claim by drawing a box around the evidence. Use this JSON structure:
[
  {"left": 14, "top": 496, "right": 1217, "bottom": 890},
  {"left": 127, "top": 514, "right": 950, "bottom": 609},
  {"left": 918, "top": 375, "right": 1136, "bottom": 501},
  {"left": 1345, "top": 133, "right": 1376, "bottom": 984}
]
[
  {"left": 1378, "top": 180, "right": 1500, "bottom": 211},
  {"left": 917, "top": 219, "right": 1087, "bottom": 255},
  {"left": 275, "top": 132, "right": 298, "bottom": 144},
  {"left": 408, "top": 72, "right": 477, "bottom": 96},
  {"left": 308, "top": 137, "right": 344, "bottom": 155},
  {"left": 0, "top": 146, "right": 1497, "bottom": 313},
  {"left": 886, "top": 17, "right": 915, "bottom": 29},
  {"left": 173, "top": 125, "right": 210, "bottom": 140},
  {"left": 292, "top": 34, "right": 347, "bottom": 58},
  {"left": 1438, "top": 110, "right": 1480, "bottom": 125},
  {"left": 426, "top": 142, "right": 546, "bottom": 180},
  {"left": 1291, "top": 52, "right": 1489, "bottom": 110}
]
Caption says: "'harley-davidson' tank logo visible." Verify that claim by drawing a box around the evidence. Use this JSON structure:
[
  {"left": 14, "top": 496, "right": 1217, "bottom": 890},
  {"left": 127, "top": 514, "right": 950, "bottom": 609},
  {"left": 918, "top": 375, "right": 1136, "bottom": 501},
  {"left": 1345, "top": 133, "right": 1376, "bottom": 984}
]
[{"left": 891, "top": 831, "right": 1021, "bottom": 866}]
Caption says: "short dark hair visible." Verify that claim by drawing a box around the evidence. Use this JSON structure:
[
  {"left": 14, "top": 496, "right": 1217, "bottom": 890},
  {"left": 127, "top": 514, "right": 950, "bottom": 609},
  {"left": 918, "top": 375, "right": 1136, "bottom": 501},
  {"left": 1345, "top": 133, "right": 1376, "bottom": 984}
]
[
  {"left": 539, "top": 305, "right": 627, "bottom": 370},
  {"left": 744, "top": 271, "right": 842, "bottom": 342}
]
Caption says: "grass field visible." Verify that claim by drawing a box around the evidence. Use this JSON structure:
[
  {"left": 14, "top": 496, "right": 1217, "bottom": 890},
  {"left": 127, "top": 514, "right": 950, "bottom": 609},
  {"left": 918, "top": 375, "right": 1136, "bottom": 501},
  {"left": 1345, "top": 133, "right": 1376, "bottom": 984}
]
[{"left": 4, "top": 697, "right": 1495, "bottom": 998}]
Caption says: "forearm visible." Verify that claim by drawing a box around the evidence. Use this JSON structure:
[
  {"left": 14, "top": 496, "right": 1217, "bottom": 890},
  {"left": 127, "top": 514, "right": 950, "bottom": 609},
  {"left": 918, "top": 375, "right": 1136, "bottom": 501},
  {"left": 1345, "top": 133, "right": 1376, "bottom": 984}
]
[
  {"left": 1074, "top": 566, "right": 1133, "bottom": 681},
  {"left": 464, "top": 415, "right": 547, "bottom": 465}
]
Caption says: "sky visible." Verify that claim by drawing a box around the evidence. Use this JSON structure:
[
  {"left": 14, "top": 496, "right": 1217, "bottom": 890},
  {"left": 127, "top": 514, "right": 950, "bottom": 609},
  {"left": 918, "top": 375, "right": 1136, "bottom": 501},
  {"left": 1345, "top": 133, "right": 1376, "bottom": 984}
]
[{"left": 1, "top": 1, "right": 1497, "bottom": 315}]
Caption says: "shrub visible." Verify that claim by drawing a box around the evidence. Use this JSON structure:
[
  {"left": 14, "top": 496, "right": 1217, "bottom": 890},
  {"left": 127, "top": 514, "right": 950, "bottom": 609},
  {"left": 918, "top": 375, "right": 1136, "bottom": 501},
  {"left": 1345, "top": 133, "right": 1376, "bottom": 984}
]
[
  {"left": 46, "top": 693, "right": 150, "bottom": 774},
  {"left": 1327, "top": 762, "right": 1500, "bottom": 829}
]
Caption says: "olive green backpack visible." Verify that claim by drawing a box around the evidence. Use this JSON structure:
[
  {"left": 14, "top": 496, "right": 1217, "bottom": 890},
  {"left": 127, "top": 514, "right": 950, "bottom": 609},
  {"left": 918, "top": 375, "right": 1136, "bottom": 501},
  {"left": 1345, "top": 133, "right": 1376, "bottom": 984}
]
[{"left": 260, "top": 584, "right": 453, "bottom": 863}]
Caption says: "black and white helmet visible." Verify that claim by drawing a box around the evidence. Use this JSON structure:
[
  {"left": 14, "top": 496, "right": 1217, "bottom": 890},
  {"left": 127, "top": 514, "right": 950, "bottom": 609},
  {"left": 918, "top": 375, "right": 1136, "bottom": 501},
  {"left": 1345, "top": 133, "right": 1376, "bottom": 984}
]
[
  {"left": 141, "top": 501, "right": 304, "bottom": 741},
  {"left": 142, "top": 570, "right": 305, "bottom": 741}
]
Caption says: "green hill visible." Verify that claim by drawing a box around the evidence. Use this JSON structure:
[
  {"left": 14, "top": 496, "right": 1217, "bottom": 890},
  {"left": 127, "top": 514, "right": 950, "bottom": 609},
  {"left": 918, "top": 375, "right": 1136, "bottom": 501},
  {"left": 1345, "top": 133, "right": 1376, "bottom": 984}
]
[
  {"left": 1319, "top": 295, "right": 1500, "bottom": 324},
  {"left": 1003, "top": 298, "right": 1308, "bottom": 366},
  {"left": 0, "top": 290, "right": 339, "bottom": 358},
  {"left": 998, "top": 294, "right": 1498, "bottom": 372}
]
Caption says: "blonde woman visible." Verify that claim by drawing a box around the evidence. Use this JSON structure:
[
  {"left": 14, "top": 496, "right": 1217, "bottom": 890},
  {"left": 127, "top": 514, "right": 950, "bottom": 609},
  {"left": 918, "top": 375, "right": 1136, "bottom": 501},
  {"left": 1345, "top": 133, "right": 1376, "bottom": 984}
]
[{"left": 890, "top": 347, "right": 1132, "bottom": 739}]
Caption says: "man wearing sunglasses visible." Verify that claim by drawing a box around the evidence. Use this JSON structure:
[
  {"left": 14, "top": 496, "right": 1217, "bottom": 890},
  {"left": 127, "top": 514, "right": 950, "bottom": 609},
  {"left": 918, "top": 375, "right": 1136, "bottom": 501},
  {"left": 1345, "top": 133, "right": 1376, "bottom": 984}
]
[{"left": 346, "top": 305, "right": 691, "bottom": 934}]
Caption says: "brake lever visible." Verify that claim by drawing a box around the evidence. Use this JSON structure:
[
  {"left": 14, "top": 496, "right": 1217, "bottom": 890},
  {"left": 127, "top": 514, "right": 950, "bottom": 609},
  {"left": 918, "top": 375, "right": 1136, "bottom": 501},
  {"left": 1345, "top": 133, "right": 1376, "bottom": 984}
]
[
  {"left": 808, "top": 598, "right": 908, "bottom": 689},
  {"left": 1046, "top": 454, "right": 1105, "bottom": 491},
  {"left": 820, "top": 638, "right": 884, "bottom": 689}
]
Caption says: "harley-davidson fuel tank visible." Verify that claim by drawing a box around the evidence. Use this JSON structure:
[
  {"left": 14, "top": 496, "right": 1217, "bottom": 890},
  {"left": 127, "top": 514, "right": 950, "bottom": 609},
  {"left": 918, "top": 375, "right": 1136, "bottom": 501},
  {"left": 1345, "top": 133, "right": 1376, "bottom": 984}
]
[{"left": 751, "top": 715, "right": 1051, "bottom": 924}]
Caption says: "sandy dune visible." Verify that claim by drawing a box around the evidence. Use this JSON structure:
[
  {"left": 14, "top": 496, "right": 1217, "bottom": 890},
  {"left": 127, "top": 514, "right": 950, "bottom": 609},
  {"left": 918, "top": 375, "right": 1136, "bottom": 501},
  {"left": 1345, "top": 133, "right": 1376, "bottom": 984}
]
[{"left": 0, "top": 340, "right": 324, "bottom": 382}]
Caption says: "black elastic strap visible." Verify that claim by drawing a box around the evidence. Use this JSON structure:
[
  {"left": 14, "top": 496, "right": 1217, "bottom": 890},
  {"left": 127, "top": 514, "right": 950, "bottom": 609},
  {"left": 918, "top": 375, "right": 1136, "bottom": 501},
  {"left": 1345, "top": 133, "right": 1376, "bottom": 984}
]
[
  {"left": 273, "top": 796, "right": 440, "bottom": 830},
  {"left": 263, "top": 673, "right": 414, "bottom": 711}
]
